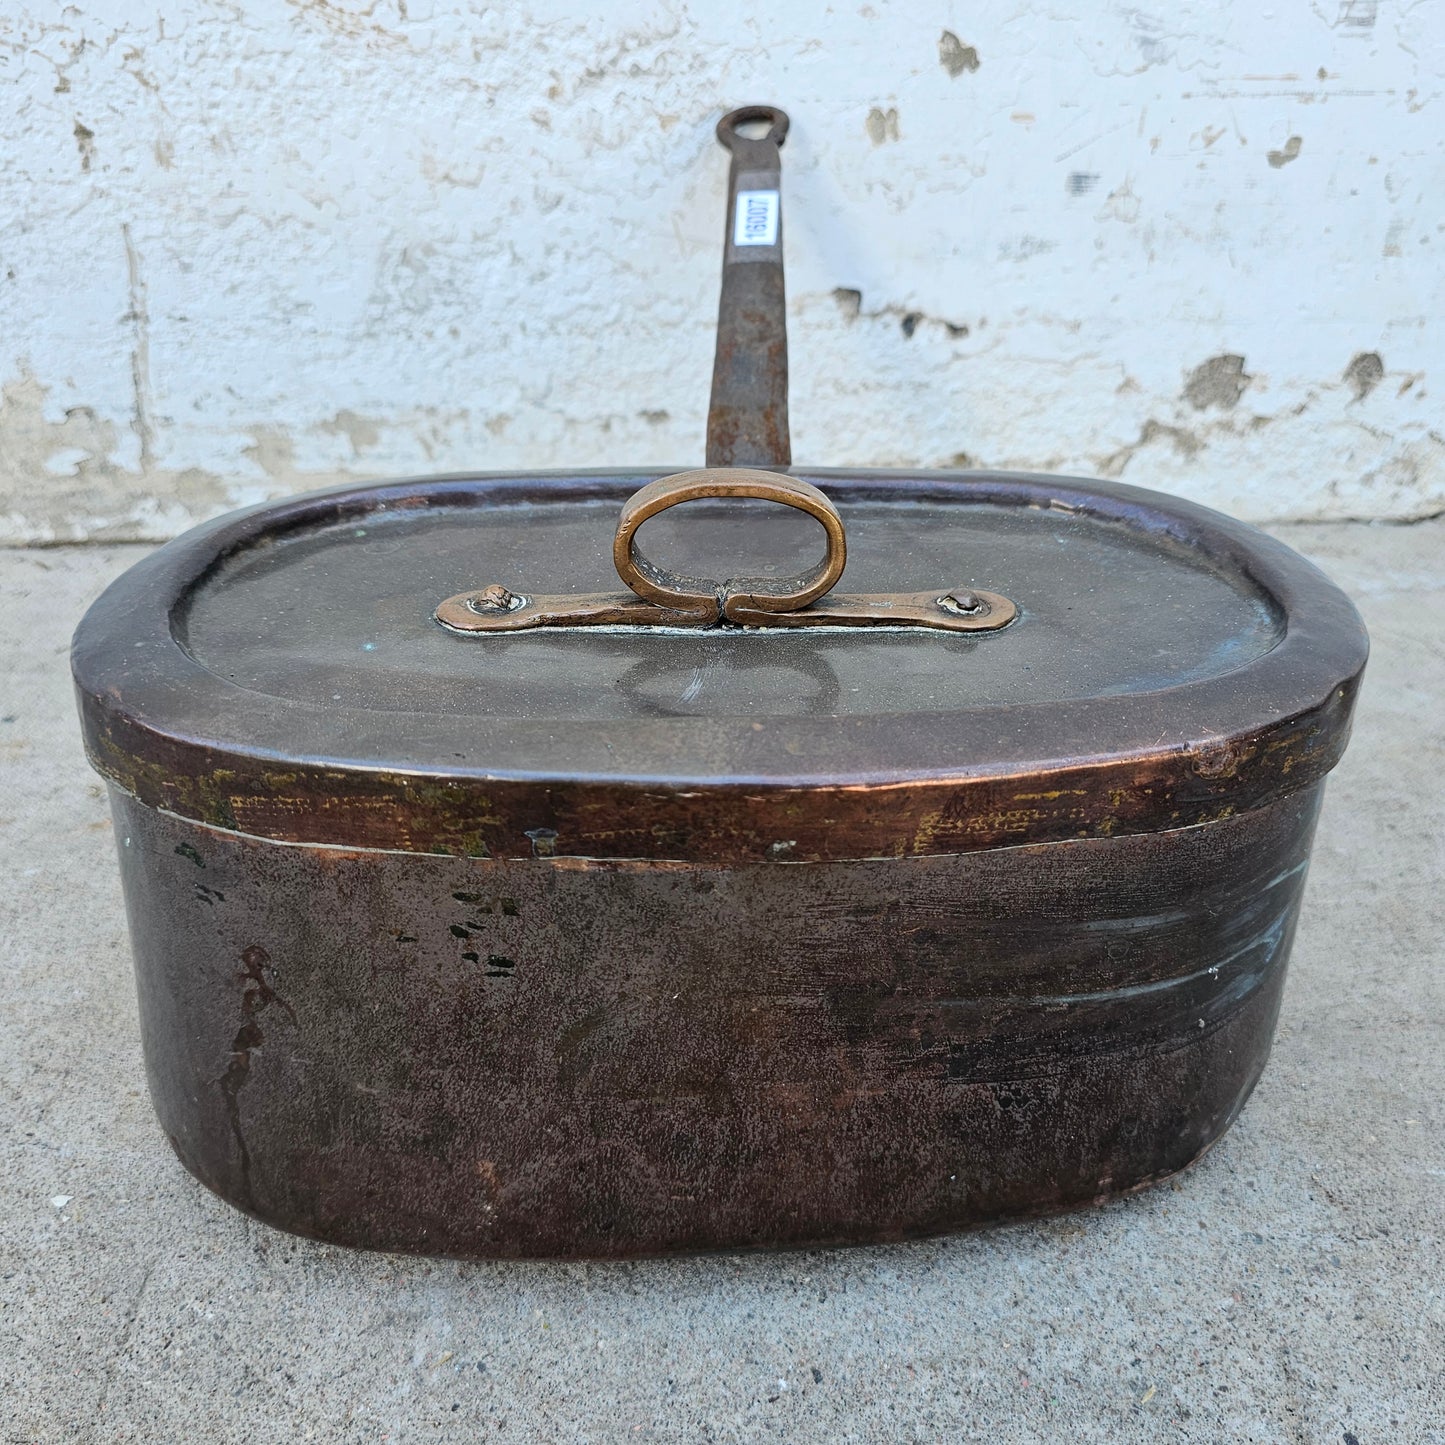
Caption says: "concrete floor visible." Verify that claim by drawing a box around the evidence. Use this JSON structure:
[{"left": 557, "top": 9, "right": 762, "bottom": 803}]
[{"left": 1, "top": 521, "right": 1441, "bottom": 1443}]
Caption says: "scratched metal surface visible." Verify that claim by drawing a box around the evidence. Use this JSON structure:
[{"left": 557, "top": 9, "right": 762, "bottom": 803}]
[
  {"left": 110, "top": 783, "right": 1318, "bottom": 1259},
  {"left": 179, "top": 496, "right": 1279, "bottom": 720}
]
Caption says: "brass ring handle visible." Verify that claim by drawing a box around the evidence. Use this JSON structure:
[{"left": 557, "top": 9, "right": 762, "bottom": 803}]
[
  {"left": 435, "top": 465, "right": 1014, "bottom": 635},
  {"left": 613, "top": 469, "right": 847, "bottom": 620}
]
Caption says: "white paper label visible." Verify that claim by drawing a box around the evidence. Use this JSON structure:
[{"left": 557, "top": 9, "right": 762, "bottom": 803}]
[{"left": 733, "top": 190, "right": 780, "bottom": 247}]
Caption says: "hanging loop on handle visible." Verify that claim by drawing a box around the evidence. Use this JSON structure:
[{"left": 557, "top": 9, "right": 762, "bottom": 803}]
[
  {"left": 715, "top": 104, "right": 790, "bottom": 151},
  {"left": 707, "top": 106, "right": 791, "bottom": 469}
]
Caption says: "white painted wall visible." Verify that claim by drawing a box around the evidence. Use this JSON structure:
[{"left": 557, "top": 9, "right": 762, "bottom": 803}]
[{"left": 2, "top": 0, "right": 1442, "bottom": 541}]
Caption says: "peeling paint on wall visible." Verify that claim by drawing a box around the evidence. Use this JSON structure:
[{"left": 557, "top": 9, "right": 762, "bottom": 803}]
[
  {"left": 1266, "top": 136, "right": 1304, "bottom": 168},
  {"left": 865, "top": 108, "right": 901, "bottom": 146},
  {"left": 1, "top": 1, "right": 1441, "bottom": 541},
  {"left": 939, "top": 32, "right": 981, "bottom": 78},
  {"left": 0, "top": 370, "right": 244, "bottom": 542},
  {"left": 1184, "top": 356, "right": 1252, "bottom": 412},
  {"left": 1343, "top": 352, "right": 1385, "bottom": 401}
]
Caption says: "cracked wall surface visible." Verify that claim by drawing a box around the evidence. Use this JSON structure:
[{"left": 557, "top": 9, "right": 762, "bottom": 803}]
[{"left": 2, "top": 1, "right": 1442, "bottom": 541}]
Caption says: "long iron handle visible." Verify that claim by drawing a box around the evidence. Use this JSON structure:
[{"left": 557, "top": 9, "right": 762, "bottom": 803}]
[{"left": 706, "top": 105, "right": 791, "bottom": 469}]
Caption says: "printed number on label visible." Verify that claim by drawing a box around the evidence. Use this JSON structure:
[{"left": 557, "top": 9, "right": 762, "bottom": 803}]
[{"left": 733, "top": 190, "right": 780, "bottom": 247}]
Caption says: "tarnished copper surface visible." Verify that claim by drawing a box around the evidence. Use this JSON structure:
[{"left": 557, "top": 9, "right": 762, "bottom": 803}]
[{"left": 113, "top": 783, "right": 1322, "bottom": 1259}]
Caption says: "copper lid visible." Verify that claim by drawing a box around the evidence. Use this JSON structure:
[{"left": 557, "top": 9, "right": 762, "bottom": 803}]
[
  {"left": 73, "top": 463, "right": 1365, "bottom": 861},
  {"left": 72, "top": 107, "right": 1366, "bottom": 861}
]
